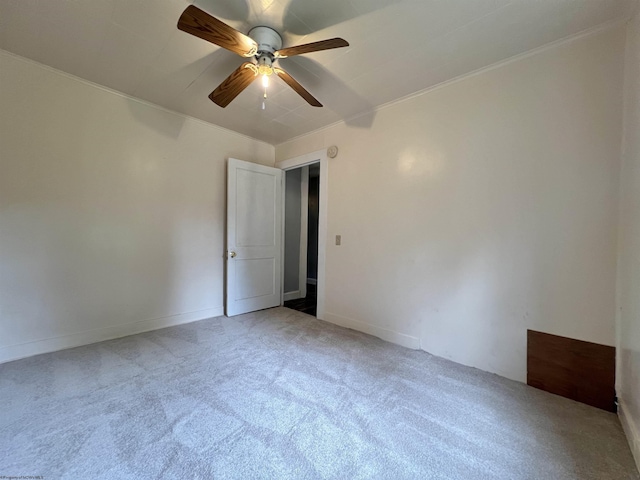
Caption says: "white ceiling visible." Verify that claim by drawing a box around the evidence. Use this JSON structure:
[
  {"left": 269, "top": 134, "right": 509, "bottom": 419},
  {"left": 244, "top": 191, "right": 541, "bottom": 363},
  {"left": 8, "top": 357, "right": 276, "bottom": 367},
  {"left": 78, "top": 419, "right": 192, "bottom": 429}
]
[{"left": 0, "top": 0, "right": 635, "bottom": 144}]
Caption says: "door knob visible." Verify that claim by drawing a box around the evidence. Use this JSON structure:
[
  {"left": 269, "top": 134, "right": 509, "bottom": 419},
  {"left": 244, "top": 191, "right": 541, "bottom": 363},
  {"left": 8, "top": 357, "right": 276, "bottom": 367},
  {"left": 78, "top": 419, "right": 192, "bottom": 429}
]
[{"left": 229, "top": 251, "right": 237, "bottom": 258}]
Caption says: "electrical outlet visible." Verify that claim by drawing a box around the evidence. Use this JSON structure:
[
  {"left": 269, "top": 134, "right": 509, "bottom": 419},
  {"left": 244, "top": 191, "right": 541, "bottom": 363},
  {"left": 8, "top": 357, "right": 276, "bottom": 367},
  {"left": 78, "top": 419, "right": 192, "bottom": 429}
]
[{"left": 335, "top": 235, "right": 341, "bottom": 246}]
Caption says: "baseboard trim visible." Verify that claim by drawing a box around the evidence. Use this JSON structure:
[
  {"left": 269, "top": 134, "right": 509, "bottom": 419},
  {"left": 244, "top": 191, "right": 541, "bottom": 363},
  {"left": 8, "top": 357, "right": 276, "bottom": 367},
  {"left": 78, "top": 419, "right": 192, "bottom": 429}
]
[
  {"left": 0, "top": 306, "right": 224, "bottom": 364},
  {"left": 323, "top": 312, "right": 420, "bottom": 350},
  {"left": 283, "top": 290, "right": 301, "bottom": 301},
  {"left": 306, "top": 278, "right": 317, "bottom": 286},
  {"left": 619, "top": 399, "right": 640, "bottom": 473}
]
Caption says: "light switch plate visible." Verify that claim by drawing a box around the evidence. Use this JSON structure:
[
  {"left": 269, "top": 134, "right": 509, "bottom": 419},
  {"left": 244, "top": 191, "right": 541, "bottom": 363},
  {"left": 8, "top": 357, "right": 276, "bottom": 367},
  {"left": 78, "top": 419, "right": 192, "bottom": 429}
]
[{"left": 335, "top": 235, "right": 341, "bottom": 245}]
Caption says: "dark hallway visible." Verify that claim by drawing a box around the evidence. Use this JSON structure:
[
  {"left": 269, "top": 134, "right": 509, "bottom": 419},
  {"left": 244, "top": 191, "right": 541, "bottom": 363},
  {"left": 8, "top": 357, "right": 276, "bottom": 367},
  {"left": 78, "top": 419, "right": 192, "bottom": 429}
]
[{"left": 284, "top": 283, "right": 316, "bottom": 316}]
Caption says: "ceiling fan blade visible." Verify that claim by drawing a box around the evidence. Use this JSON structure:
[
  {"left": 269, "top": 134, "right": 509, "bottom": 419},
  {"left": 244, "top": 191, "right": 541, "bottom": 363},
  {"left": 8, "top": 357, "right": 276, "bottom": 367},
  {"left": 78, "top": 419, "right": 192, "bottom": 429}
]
[
  {"left": 209, "top": 63, "right": 257, "bottom": 107},
  {"left": 178, "top": 5, "right": 257, "bottom": 57},
  {"left": 274, "top": 68, "right": 322, "bottom": 107},
  {"left": 274, "top": 38, "right": 349, "bottom": 58}
]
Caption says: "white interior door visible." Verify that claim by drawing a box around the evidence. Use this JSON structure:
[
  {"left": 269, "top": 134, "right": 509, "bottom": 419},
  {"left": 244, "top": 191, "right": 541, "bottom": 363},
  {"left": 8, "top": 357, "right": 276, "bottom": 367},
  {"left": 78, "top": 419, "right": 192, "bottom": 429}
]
[{"left": 226, "top": 158, "right": 283, "bottom": 316}]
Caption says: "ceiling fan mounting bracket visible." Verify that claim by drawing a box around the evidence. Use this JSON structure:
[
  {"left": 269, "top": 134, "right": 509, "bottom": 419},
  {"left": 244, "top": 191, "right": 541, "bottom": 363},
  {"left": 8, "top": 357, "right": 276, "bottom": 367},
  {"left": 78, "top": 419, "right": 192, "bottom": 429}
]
[{"left": 247, "top": 26, "right": 283, "bottom": 57}]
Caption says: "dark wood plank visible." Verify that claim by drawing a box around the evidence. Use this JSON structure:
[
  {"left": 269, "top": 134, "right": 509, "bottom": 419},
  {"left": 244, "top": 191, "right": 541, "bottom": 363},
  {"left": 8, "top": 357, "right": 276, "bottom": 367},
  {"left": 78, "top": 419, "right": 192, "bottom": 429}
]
[{"left": 527, "top": 330, "right": 616, "bottom": 412}]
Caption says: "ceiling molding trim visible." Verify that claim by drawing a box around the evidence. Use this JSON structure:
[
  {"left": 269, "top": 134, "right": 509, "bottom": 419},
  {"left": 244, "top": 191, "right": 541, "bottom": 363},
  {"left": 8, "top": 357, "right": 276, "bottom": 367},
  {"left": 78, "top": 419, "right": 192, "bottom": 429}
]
[
  {"left": 0, "top": 48, "right": 274, "bottom": 148},
  {"left": 276, "top": 15, "right": 629, "bottom": 147}
]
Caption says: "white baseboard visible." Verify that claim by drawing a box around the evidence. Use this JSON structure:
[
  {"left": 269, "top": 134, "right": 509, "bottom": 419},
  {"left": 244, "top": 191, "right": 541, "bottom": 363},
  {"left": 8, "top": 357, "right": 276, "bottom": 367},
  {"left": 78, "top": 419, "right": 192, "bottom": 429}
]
[
  {"left": 284, "top": 290, "right": 301, "bottom": 301},
  {"left": 0, "top": 306, "right": 224, "bottom": 364},
  {"left": 323, "top": 312, "right": 420, "bottom": 350},
  {"left": 306, "top": 278, "right": 317, "bottom": 286},
  {"left": 619, "top": 399, "right": 640, "bottom": 473}
]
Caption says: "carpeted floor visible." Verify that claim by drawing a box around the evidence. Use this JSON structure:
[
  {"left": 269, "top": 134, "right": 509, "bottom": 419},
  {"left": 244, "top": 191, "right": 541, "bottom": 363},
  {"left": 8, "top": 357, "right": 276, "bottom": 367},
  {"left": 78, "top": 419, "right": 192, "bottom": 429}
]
[{"left": 1, "top": 307, "right": 638, "bottom": 479}]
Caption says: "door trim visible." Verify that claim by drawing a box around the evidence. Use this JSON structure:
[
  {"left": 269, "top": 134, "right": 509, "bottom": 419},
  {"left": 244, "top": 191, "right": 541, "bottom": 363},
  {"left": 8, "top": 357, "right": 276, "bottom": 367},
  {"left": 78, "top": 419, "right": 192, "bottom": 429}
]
[
  {"left": 298, "top": 166, "right": 309, "bottom": 300},
  {"left": 276, "top": 149, "right": 328, "bottom": 320},
  {"left": 280, "top": 167, "right": 308, "bottom": 303}
]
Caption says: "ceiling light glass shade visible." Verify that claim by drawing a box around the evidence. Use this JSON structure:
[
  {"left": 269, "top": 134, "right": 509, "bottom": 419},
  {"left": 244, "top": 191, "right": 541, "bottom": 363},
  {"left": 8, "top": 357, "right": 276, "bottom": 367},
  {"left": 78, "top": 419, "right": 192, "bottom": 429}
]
[{"left": 257, "top": 64, "right": 273, "bottom": 76}]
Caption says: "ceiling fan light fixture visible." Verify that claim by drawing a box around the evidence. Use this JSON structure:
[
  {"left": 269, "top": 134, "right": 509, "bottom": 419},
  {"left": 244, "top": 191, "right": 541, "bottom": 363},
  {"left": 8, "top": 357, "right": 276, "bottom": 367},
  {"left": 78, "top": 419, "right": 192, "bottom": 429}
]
[
  {"left": 257, "top": 55, "right": 273, "bottom": 76},
  {"left": 178, "top": 6, "right": 348, "bottom": 108},
  {"left": 258, "top": 64, "right": 273, "bottom": 76}
]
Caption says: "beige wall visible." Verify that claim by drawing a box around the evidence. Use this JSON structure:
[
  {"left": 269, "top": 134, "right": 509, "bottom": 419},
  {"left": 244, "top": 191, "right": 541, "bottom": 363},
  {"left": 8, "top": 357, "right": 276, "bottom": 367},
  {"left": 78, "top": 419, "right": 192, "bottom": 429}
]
[
  {"left": 0, "top": 51, "right": 274, "bottom": 362},
  {"left": 276, "top": 26, "right": 626, "bottom": 382},
  {"left": 618, "top": 8, "right": 640, "bottom": 469}
]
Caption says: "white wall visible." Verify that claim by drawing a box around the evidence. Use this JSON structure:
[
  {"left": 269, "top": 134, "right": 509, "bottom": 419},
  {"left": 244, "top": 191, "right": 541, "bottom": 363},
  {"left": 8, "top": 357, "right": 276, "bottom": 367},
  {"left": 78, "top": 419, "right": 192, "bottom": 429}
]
[
  {"left": 617, "top": 7, "right": 640, "bottom": 469},
  {"left": 276, "top": 26, "right": 626, "bottom": 382},
  {"left": 0, "top": 51, "right": 274, "bottom": 363}
]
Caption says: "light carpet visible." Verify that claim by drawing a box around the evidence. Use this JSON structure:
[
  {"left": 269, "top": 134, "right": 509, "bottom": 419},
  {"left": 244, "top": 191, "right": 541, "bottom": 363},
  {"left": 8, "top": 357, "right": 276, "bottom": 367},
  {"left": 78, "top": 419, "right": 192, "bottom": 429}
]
[{"left": 1, "top": 307, "right": 638, "bottom": 479}]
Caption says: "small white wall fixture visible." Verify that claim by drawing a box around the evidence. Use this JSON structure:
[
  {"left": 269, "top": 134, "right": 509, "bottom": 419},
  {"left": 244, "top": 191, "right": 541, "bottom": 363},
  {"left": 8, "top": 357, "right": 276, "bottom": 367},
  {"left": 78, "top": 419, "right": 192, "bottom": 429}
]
[{"left": 276, "top": 149, "right": 328, "bottom": 319}]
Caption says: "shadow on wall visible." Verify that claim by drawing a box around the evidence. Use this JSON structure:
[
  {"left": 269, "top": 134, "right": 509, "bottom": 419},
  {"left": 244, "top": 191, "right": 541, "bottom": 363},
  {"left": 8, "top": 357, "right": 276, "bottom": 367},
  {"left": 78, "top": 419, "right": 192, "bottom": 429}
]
[
  {"left": 124, "top": 49, "right": 235, "bottom": 138},
  {"left": 124, "top": 100, "right": 186, "bottom": 139},
  {"left": 412, "top": 166, "right": 546, "bottom": 381},
  {"left": 620, "top": 347, "right": 640, "bottom": 427},
  {"left": 0, "top": 139, "right": 183, "bottom": 350}
]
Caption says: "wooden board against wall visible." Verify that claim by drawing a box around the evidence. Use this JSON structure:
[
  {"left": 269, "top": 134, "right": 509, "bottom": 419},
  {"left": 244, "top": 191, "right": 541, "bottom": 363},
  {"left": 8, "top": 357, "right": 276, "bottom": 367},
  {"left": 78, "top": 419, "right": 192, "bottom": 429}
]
[{"left": 527, "top": 330, "right": 616, "bottom": 412}]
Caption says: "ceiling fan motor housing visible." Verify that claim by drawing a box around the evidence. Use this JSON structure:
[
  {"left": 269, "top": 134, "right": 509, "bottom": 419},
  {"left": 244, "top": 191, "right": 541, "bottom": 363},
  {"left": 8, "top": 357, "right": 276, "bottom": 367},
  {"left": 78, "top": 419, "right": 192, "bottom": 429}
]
[
  {"left": 257, "top": 55, "right": 272, "bottom": 70},
  {"left": 248, "top": 26, "right": 283, "bottom": 57}
]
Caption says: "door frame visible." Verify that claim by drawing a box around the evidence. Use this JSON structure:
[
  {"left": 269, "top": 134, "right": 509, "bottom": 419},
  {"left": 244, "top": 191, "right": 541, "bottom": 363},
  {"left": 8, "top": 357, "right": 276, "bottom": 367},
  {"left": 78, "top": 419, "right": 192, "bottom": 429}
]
[
  {"left": 282, "top": 166, "right": 309, "bottom": 302},
  {"left": 276, "top": 149, "right": 328, "bottom": 320},
  {"left": 298, "top": 166, "right": 309, "bottom": 300}
]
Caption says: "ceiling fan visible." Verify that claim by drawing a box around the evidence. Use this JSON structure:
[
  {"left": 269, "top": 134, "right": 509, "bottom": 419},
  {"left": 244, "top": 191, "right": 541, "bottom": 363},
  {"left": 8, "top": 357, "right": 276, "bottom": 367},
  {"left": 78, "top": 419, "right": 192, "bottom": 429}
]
[{"left": 177, "top": 5, "right": 349, "bottom": 108}]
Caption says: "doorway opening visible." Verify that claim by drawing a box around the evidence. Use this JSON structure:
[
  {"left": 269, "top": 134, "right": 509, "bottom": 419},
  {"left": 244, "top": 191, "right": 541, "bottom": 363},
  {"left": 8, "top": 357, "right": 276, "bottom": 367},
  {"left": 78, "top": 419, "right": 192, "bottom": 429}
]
[
  {"left": 283, "top": 163, "right": 320, "bottom": 316},
  {"left": 277, "top": 149, "right": 328, "bottom": 319}
]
